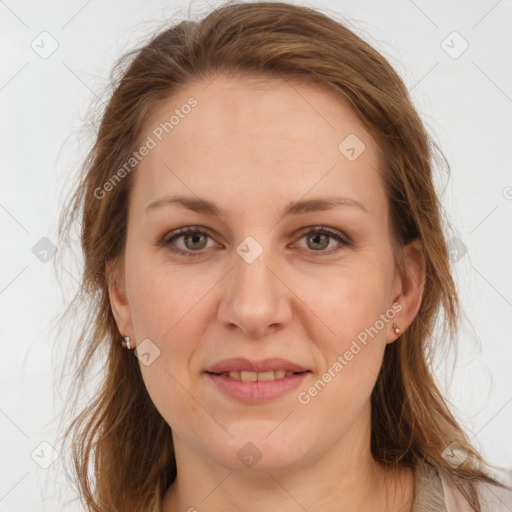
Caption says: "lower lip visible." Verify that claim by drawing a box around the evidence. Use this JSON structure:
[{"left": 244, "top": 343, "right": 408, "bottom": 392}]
[{"left": 206, "top": 372, "right": 310, "bottom": 403}]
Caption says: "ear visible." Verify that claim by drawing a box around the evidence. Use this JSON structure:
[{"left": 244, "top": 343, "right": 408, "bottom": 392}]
[
  {"left": 106, "top": 257, "right": 134, "bottom": 341},
  {"left": 387, "top": 238, "right": 425, "bottom": 344}
]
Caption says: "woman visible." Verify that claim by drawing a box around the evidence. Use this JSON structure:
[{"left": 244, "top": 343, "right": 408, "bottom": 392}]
[{"left": 56, "top": 2, "right": 512, "bottom": 511}]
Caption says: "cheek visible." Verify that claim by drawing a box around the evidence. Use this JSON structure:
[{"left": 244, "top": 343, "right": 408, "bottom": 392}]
[
  {"left": 125, "top": 249, "right": 209, "bottom": 341},
  {"left": 299, "top": 278, "right": 390, "bottom": 429},
  {"left": 303, "top": 259, "right": 392, "bottom": 344},
  {"left": 124, "top": 252, "right": 214, "bottom": 392},
  {"left": 300, "top": 262, "right": 392, "bottom": 403},
  {"left": 125, "top": 258, "right": 207, "bottom": 431},
  {"left": 138, "top": 357, "right": 209, "bottom": 442}
]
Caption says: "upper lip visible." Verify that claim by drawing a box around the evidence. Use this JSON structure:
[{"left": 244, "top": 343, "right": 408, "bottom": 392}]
[{"left": 205, "top": 357, "right": 310, "bottom": 374}]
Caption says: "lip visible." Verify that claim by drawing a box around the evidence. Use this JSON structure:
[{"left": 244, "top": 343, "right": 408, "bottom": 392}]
[
  {"left": 206, "top": 371, "right": 310, "bottom": 403},
  {"left": 205, "top": 357, "right": 309, "bottom": 374}
]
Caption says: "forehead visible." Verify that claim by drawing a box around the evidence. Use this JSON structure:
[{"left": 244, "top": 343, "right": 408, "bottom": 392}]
[{"left": 132, "top": 73, "right": 385, "bottom": 217}]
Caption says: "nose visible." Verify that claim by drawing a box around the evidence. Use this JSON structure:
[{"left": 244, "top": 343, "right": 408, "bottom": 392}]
[{"left": 217, "top": 247, "right": 292, "bottom": 338}]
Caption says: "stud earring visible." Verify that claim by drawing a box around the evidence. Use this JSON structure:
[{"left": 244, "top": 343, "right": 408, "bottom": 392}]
[
  {"left": 122, "top": 336, "right": 132, "bottom": 350},
  {"left": 393, "top": 324, "right": 402, "bottom": 335}
]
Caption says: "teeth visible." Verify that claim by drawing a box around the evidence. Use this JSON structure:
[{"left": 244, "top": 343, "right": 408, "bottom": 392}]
[
  {"left": 240, "top": 371, "right": 258, "bottom": 382},
  {"left": 257, "top": 371, "right": 275, "bottom": 381},
  {"left": 221, "top": 369, "right": 298, "bottom": 381}
]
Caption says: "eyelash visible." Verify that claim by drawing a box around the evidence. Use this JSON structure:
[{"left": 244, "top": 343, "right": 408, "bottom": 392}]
[{"left": 158, "top": 225, "right": 351, "bottom": 258}]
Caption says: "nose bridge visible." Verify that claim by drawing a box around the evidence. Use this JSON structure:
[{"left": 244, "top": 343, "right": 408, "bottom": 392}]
[
  {"left": 235, "top": 243, "right": 274, "bottom": 299},
  {"left": 218, "top": 236, "right": 291, "bottom": 336}
]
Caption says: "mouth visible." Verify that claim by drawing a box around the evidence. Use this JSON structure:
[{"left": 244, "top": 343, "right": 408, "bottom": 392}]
[
  {"left": 205, "top": 370, "right": 312, "bottom": 403},
  {"left": 207, "top": 369, "right": 309, "bottom": 381}
]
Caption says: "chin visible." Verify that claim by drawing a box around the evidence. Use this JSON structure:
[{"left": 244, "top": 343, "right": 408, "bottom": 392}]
[{"left": 207, "top": 427, "right": 314, "bottom": 473}]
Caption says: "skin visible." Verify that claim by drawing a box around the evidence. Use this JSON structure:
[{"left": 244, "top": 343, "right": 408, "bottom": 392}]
[{"left": 108, "top": 73, "right": 425, "bottom": 512}]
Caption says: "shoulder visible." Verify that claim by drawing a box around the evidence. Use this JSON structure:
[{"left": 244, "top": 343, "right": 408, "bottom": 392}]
[
  {"left": 412, "top": 460, "right": 512, "bottom": 512},
  {"left": 440, "top": 466, "right": 512, "bottom": 512},
  {"left": 412, "top": 462, "right": 448, "bottom": 512}
]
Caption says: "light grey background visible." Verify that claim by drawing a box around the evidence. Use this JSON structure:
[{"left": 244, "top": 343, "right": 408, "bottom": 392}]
[{"left": 1, "top": 0, "right": 511, "bottom": 510}]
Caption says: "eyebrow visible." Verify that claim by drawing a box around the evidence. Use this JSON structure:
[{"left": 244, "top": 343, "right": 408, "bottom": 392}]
[{"left": 145, "top": 194, "right": 369, "bottom": 216}]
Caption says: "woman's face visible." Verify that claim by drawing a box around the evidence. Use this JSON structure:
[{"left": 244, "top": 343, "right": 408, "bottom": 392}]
[{"left": 109, "top": 74, "right": 423, "bottom": 471}]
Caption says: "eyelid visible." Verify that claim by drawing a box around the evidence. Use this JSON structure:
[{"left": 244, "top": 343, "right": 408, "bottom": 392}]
[{"left": 163, "top": 225, "right": 213, "bottom": 242}]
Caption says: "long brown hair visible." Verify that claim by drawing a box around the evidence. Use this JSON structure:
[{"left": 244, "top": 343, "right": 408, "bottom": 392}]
[{"left": 55, "top": 2, "right": 508, "bottom": 510}]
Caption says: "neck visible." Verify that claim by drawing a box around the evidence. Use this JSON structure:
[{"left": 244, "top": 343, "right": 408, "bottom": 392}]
[{"left": 161, "top": 405, "right": 414, "bottom": 512}]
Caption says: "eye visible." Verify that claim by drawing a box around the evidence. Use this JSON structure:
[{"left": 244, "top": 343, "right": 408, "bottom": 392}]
[
  {"left": 294, "top": 227, "right": 351, "bottom": 255},
  {"left": 161, "top": 226, "right": 216, "bottom": 257},
  {"left": 158, "top": 225, "right": 351, "bottom": 257}
]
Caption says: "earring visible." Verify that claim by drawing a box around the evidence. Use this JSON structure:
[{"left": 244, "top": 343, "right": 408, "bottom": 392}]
[
  {"left": 122, "top": 336, "right": 132, "bottom": 350},
  {"left": 393, "top": 324, "right": 402, "bottom": 335}
]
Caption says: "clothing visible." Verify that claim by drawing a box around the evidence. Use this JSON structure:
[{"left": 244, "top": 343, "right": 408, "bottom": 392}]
[{"left": 412, "top": 460, "right": 512, "bottom": 511}]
